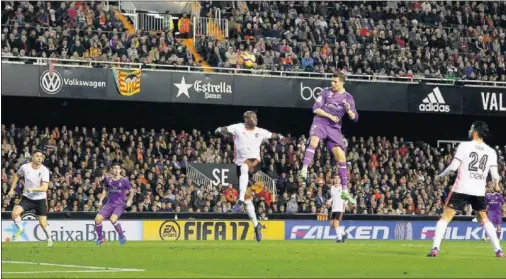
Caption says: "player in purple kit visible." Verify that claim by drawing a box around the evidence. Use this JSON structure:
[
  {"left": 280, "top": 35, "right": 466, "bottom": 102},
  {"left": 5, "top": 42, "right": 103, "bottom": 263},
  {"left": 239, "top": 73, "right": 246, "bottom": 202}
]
[
  {"left": 484, "top": 186, "right": 504, "bottom": 241},
  {"left": 300, "top": 73, "right": 358, "bottom": 204},
  {"left": 94, "top": 163, "right": 134, "bottom": 246}
]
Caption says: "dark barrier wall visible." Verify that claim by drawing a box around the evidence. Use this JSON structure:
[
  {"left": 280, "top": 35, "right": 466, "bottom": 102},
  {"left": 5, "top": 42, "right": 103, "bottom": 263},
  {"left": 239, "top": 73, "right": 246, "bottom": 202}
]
[
  {"left": 2, "top": 212, "right": 502, "bottom": 221},
  {"left": 2, "top": 64, "right": 505, "bottom": 117},
  {"left": 3, "top": 96, "right": 506, "bottom": 145}
]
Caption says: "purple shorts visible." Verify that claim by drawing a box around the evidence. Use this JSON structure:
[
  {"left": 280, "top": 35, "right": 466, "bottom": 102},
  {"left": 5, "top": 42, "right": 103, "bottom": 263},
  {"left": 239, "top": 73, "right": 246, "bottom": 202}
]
[
  {"left": 488, "top": 213, "right": 502, "bottom": 226},
  {"left": 309, "top": 120, "right": 345, "bottom": 151},
  {"left": 98, "top": 203, "right": 125, "bottom": 219}
]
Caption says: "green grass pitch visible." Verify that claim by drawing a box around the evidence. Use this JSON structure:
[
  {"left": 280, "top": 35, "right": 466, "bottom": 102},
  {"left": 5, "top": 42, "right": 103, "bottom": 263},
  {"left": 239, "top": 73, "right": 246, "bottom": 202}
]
[{"left": 1, "top": 240, "right": 504, "bottom": 278}]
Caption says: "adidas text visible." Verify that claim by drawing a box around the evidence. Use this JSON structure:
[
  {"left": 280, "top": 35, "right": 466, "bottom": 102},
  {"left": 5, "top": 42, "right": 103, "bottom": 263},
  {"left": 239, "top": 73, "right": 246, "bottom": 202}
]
[{"left": 419, "top": 103, "right": 450, "bottom": 112}]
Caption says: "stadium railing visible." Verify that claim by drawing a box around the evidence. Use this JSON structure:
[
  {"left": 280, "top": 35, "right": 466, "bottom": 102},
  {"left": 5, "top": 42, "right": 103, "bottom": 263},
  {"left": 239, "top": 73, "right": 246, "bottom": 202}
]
[
  {"left": 252, "top": 171, "right": 277, "bottom": 201},
  {"left": 3, "top": 56, "right": 506, "bottom": 87},
  {"left": 186, "top": 163, "right": 214, "bottom": 192}
]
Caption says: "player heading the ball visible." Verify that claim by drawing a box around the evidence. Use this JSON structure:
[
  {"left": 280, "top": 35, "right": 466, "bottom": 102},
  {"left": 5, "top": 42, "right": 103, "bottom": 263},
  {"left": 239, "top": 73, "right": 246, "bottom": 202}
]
[{"left": 300, "top": 72, "right": 358, "bottom": 205}]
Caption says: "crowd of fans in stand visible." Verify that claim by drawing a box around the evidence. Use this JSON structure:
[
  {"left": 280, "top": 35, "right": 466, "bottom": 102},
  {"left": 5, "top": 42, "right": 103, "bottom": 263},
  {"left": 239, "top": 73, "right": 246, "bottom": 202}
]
[
  {"left": 2, "top": 124, "right": 505, "bottom": 217},
  {"left": 2, "top": 1, "right": 506, "bottom": 80}
]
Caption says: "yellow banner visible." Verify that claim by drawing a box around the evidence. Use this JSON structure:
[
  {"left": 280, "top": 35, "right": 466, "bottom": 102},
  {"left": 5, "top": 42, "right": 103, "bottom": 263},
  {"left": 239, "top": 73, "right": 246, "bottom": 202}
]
[{"left": 143, "top": 220, "right": 285, "bottom": 241}]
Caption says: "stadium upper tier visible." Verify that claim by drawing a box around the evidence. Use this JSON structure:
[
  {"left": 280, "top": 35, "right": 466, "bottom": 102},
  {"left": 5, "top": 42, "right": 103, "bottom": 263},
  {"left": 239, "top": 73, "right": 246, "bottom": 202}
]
[{"left": 1, "top": 1, "right": 506, "bottom": 81}]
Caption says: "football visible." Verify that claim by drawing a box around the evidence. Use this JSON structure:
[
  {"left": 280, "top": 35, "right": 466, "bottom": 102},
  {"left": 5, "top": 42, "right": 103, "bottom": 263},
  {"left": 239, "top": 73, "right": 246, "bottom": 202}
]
[{"left": 241, "top": 52, "right": 256, "bottom": 68}]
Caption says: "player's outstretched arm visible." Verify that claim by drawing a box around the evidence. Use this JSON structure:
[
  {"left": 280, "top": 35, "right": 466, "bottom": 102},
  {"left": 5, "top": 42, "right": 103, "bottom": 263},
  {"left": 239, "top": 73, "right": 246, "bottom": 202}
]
[
  {"left": 437, "top": 144, "right": 465, "bottom": 179},
  {"left": 214, "top": 127, "right": 228, "bottom": 135}
]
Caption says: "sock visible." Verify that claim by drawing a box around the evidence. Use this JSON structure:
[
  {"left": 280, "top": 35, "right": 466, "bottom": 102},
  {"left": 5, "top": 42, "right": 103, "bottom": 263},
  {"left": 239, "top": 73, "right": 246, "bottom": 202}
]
[
  {"left": 239, "top": 164, "right": 249, "bottom": 202},
  {"left": 13, "top": 216, "right": 24, "bottom": 231},
  {"left": 42, "top": 225, "right": 52, "bottom": 240},
  {"left": 302, "top": 145, "right": 316, "bottom": 168},
  {"left": 338, "top": 162, "right": 348, "bottom": 190},
  {"left": 112, "top": 221, "right": 125, "bottom": 239},
  {"left": 245, "top": 199, "right": 258, "bottom": 227},
  {"left": 432, "top": 219, "right": 449, "bottom": 250},
  {"left": 95, "top": 223, "right": 103, "bottom": 240},
  {"left": 483, "top": 221, "right": 502, "bottom": 252},
  {"left": 335, "top": 224, "right": 342, "bottom": 240}
]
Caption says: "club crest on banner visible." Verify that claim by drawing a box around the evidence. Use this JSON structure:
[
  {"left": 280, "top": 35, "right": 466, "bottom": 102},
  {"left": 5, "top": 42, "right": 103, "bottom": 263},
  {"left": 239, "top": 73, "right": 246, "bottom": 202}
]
[{"left": 113, "top": 69, "right": 141, "bottom": 96}]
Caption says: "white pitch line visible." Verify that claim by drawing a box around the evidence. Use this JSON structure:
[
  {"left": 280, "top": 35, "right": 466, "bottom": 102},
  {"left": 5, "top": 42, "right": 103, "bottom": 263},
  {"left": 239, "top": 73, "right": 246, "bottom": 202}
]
[
  {"left": 2, "top": 270, "right": 139, "bottom": 274},
  {"left": 1, "top": 261, "right": 145, "bottom": 272}
]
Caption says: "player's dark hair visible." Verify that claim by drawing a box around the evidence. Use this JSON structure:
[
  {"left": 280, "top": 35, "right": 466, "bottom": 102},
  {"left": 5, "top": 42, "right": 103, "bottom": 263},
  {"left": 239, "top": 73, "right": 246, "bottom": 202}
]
[
  {"left": 333, "top": 72, "right": 346, "bottom": 83},
  {"left": 243, "top": 110, "right": 257, "bottom": 118},
  {"left": 472, "top": 121, "right": 489, "bottom": 139},
  {"left": 33, "top": 149, "right": 46, "bottom": 156}
]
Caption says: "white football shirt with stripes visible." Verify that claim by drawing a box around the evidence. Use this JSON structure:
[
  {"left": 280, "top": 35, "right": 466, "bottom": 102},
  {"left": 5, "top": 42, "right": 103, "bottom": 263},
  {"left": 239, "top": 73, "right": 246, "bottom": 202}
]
[
  {"left": 226, "top": 123, "right": 273, "bottom": 166},
  {"left": 17, "top": 163, "right": 50, "bottom": 200},
  {"left": 452, "top": 140, "right": 498, "bottom": 197}
]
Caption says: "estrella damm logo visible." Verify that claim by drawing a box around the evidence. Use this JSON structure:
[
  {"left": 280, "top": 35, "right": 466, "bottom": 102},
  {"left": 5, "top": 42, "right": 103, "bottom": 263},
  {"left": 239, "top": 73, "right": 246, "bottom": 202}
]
[
  {"left": 113, "top": 69, "right": 141, "bottom": 96},
  {"left": 159, "top": 220, "right": 181, "bottom": 241}
]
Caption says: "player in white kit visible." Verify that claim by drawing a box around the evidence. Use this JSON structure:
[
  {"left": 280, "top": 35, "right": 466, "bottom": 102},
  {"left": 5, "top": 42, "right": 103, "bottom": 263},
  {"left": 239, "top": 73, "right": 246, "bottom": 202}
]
[
  {"left": 8, "top": 150, "right": 53, "bottom": 247},
  {"left": 427, "top": 121, "right": 503, "bottom": 258},
  {"left": 215, "top": 111, "right": 286, "bottom": 242},
  {"left": 326, "top": 176, "right": 348, "bottom": 243}
]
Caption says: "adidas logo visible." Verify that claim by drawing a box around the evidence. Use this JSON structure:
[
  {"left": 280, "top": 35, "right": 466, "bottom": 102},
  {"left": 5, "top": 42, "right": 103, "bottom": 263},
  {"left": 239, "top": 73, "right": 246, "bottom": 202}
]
[{"left": 418, "top": 87, "right": 450, "bottom": 113}]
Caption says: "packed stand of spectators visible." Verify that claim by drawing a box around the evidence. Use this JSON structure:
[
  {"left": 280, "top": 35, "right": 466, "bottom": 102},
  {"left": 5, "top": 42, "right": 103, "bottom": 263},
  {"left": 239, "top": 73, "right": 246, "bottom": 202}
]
[
  {"left": 2, "top": 124, "right": 505, "bottom": 217},
  {"left": 2, "top": 1, "right": 506, "bottom": 81}
]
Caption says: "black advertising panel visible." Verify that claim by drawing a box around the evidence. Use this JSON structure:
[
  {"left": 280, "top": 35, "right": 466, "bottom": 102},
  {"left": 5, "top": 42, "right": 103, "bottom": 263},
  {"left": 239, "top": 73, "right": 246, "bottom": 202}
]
[
  {"left": 38, "top": 66, "right": 107, "bottom": 99},
  {"left": 188, "top": 163, "right": 238, "bottom": 187},
  {"left": 1, "top": 64, "right": 39, "bottom": 97},
  {"left": 407, "top": 84, "right": 462, "bottom": 115},
  {"left": 170, "top": 72, "right": 234, "bottom": 105},
  {"left": 293, "top": 78, "right": 332, "bottom": 108},
  {"left": 105, "top": 69, "right": 171, "bottom": 102},
  {"left": 461, "top": 87, "right": 506, "bottom": 117},
  {"left": 354, "top": 83, "right": 408, "bottom": 112},
  {"left": 232, "top": 75, "right": 295, "bottom": 107}
]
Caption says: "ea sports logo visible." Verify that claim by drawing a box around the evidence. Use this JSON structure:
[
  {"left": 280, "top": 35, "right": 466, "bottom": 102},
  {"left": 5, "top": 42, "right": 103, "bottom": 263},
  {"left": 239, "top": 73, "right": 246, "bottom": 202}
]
[
  {"left": 159, "top": 220, "right": 181, "bottom": 241},
  {"left": 300, "top": 82, "right": 323, "bottom": 101},
  {"left": 40, "top": 70, "right": 63, "bottom": 94},
  {"left": 418, "top": 103, "right": 450, "bottom": 112}
]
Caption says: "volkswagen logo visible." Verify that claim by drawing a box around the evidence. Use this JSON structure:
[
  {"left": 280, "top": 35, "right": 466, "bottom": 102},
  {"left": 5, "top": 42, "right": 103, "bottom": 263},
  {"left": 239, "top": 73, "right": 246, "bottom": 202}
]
[{"left": 40, "top": 70, "right": 63, "bottom": 94}]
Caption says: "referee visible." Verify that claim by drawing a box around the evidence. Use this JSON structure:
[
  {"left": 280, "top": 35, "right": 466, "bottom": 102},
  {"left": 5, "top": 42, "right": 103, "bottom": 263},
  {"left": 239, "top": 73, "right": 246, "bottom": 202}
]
[{"left": 9, "top": 149, "right": 53, "bottom": 247}]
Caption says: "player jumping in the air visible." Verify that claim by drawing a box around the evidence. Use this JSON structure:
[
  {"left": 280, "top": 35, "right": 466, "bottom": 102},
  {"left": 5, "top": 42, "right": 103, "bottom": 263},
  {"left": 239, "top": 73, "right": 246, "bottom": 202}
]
[
  {"left": 300, "top": 72, "right": 358, "bottom": 205},
  {"left": 95, "top": 163, "right": 134, "bottom": 246},
  {"left": 326, "top": 176, "right": 348, "bottom": 243},
  {"left": 9, "top": 150, "right": 53, "bottom": 247},
  {"left": 428, "top": 121, "right": 503, "bottom": 258},
  {"left": 215, "top": 111, "right": 286, "bottom": 242},
  {"left": 483, "top": 185, "right": 504, "bottom": 241}
]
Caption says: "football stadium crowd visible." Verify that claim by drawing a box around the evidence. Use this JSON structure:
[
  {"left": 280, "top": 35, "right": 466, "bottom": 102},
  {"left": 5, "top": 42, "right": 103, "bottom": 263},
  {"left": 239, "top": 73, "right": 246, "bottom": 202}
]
[
  {"left": 2, "top": 125, "right": 506, "bottom": 216},
  {"left": 2, "top": 1, "right": 506, "bottom": 80}
]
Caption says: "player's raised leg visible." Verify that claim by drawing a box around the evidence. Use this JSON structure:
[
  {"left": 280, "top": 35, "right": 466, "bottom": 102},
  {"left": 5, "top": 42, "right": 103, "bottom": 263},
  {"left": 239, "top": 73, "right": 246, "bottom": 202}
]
[
  {"left": 11, "top": 205, "right": 25, "bottom": 241},
  {"left": 110, "top": 208, "right": 127, "bottom": 245},
  {"left": 477, "top": 210, "right": 503, "bottom": 257},
  {"left": 38, "top": 215, "right": 53, "bottom": 247},
  {"left": 300, "top": 134, "right": 320, "bottom": 179},
  {"left": 330, "top": 145, "right": 356, "bottom": 205}
]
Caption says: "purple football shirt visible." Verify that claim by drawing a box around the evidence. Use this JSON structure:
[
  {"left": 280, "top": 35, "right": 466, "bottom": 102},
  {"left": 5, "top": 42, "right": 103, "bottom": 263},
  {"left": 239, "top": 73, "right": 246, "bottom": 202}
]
[
  {"left": 486, "top": 193, "right": 505, "bottom": 215},
  {"left": 312, "top": 88, "right": 358, "bottom": 129},
  {"left": 105, "top": 176, "right": 131, "bottom": 205}
]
